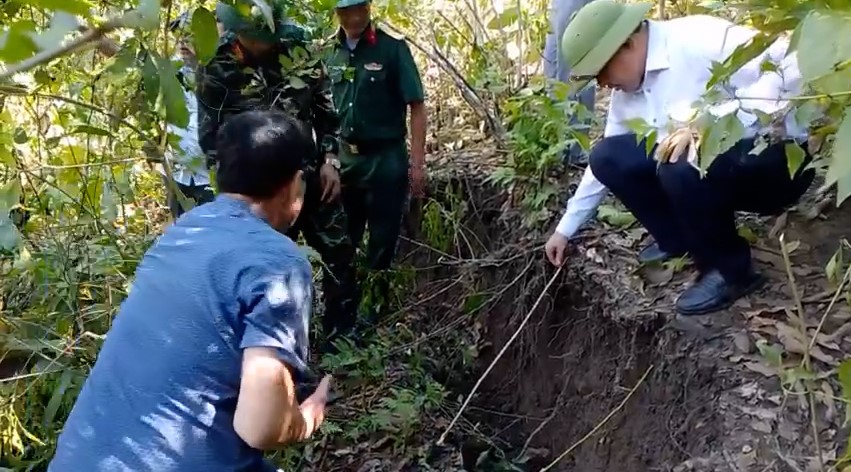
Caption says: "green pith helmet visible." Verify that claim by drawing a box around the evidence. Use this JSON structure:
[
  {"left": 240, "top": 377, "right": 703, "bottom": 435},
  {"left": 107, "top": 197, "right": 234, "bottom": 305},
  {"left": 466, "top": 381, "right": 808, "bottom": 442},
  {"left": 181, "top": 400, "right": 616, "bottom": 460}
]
[
  {"left": 216, "top": 0, "right": 291, "bottom": 43},
  {"left": 335, "top": 0, "right": 369, "bottom": 8},
  {"left": 560, "top": 0, "right": 652, "bottom": 78}
]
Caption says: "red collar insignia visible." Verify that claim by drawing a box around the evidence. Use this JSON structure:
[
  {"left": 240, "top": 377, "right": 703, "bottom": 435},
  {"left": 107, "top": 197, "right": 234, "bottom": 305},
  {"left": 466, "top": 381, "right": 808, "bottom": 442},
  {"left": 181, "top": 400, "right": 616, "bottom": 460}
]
[{"left": 364, "top": 25, "right": 377, "bottom": 46}]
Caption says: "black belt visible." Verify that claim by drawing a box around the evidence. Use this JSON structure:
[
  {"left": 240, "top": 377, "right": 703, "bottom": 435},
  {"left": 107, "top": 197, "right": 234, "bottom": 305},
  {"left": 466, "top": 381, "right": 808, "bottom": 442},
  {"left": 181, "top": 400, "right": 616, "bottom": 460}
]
[{"left": 341, "top": 139, "right": 400, "bottom": 155}]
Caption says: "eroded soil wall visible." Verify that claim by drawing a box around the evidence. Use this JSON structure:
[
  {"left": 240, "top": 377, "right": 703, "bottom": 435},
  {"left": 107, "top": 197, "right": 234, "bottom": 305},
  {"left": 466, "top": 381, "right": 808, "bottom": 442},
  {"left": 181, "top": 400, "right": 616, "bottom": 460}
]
[{"left": 405, "top": 175, "right": 735, "bottom": 471}]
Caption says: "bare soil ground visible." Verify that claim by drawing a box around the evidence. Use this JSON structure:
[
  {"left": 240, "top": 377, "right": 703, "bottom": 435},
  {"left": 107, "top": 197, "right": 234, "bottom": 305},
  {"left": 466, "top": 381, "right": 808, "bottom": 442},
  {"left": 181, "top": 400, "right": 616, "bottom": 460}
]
[{"left": 350, "top": 146, "right": 851, "bottom": 472}]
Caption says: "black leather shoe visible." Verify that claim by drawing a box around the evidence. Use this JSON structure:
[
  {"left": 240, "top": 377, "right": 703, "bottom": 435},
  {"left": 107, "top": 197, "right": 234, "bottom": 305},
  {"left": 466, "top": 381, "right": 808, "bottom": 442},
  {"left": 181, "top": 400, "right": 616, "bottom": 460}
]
[
  {"left": 676, "top": 269, "right": 764, "bottom": 316},
  {"left": 562, "top": 143, "right": 588, "bottom": 167},
  {"left": 638, "top": 242, "right": 683, "bottom": 264}
]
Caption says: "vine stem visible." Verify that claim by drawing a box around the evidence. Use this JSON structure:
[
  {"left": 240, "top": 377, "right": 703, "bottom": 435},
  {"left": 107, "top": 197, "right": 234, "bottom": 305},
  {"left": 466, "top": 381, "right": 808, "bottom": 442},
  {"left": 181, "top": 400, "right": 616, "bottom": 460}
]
[
  {"left": 540, "top": 365, "right": 654, "bottom": 471},
  {"left": 779, "top": 233, "right": 824, "bottom": 472},
  {"left": 436, "top": 265, "right": 563, "bottom": 446}
]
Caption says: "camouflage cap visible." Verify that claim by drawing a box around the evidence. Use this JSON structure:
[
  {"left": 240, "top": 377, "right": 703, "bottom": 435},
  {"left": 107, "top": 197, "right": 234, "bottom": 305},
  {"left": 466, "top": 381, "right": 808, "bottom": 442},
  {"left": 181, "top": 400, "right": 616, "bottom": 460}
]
[
  {"left": 335, "top": 0, "right": 369, "bottom": 8},
  {"left": 560, "top": 0, "right": 652, "bottom": 78},
  {"left": 216, "top": 0, "right": 292, "bottom": 43}
]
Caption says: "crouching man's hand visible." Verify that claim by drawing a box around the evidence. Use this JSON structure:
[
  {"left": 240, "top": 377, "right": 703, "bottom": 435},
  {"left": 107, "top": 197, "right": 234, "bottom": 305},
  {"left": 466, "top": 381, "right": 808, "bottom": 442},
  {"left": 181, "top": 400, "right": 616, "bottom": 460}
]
[
  {"left": 654, "top": 127, "right": 700, "bottom": 165},
  {"left": 545, "top": 232, "right": 570, "bottom": 267}
]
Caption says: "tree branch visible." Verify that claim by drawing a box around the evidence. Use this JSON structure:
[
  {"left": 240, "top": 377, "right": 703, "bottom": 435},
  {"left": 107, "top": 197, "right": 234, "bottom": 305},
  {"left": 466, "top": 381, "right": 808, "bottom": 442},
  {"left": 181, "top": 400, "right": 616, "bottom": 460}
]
[
  {"left": 0, "top": 17, "right": 125, "bottom": 80},
  {"left": 76, "top": 26, "right": 121, "bottom": 57},
  {"left": 377, "top": 21, "right": 506, "bottom": 144}
]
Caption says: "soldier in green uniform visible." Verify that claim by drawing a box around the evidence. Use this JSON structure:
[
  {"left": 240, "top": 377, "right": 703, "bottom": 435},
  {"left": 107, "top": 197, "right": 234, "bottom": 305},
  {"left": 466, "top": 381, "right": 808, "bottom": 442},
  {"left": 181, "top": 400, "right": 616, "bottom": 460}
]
[
  {"left": 197, "top": 0, "right": 359, "bottom": 347},
  {"left": 328, "top": 0, "right": 427, "bottom": 319}
]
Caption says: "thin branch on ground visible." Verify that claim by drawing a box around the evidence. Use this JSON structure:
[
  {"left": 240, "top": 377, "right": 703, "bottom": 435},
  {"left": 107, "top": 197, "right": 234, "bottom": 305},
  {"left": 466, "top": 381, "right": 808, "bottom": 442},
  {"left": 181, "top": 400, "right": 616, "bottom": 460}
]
[
  {"left": 437, "top": 265, "right": 563, "bottom": 445},
  {"left": 539, "top": 365, "right": 654, "bottom": 472},
  {"left": 806, "top": 261, "right": 851, "bottom": 353},
  {"left": 779, "top": 233, "right": 824, "bottom": 472}
]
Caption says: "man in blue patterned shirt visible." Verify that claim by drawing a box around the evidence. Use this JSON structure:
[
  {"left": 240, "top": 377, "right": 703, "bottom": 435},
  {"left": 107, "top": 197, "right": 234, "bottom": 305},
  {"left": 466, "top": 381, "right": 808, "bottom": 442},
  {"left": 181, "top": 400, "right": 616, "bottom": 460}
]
[{"left": 49, "top": 111, "right": 332, "bottom": 472}]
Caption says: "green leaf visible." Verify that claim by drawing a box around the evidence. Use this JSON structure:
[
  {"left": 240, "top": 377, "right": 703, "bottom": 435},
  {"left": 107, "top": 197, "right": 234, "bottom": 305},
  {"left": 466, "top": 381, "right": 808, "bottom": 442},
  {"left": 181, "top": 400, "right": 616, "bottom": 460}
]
[
  {"left": 826, "top": 246, "right": 844, "bottom": 283},
  {"left": 298, "top": 243, "right": 321, "bottom": 263},
  {"left": 12, "top": 127, "right": 27, "bottom": 144},
  {"left": 737, "top": 225, "right": 758, "bottom": 244},
  {"left": 707, "top": 33, "right": 777, "bottom": 90},
  {"left": 30, "top": 11, "right": 79, "bottom": 50},
  {"left": 838, "top": 358, "right": 851, "bottom": 426},
  {"left": 153, "top": 53, "right": 189, "bottom": 128},
  {"left": 597, "top": 204, "right": 636, "bottom": 228},
  {"left": 0, "top": 21, "right": 40, "bottom": 64},
  {"left": 797, "top": 10, "right": 851, "bottom": 84},
  {"left": 0, "top": 214, "right": 21, "bottom": 251},
  {"left": 71, "top": 125, "right": 112, "bottom": 136},
  {"left": 141, "top": 52, "right": 160, "bottom": 106},
  {"left": 826, "top": 108, "right": 851, "bottom": 204},
  {"left": 624, "top": 117, "right": 654, "bottom": 139},
  {"left": 100, "top": 181, "right": 118, "bottom": 223},
  {"left": 462, "top": 293, "right": 486, "bottom": 315},
  {"left": 784, "top": 142, "right": 805, "bottom": 178},
  {"left": 43, "top": 369, "right": 74, "bottom": 428},
  {"left": 486, "top": 6, "right": 520, "bottom": 29},
  {"left": 786, "top": 18, "right": 803, "bottom": 56},
  {"left": 793, "top": 101, "right": 823, "bottom": 128},
  {"left": 0, "top": 180, "right": 21, "bottom": 211},
  {"left": 191, "top": 7, "right": 218, "bottom": 65},
  {"left": 288, "top": 76, "right": 307, "bottom": 89},
  {"left": 755, "top": 339, "right": 783, "bottom": 368},
  {"left": 278, "top": 53, "right": 294, "bottom": 69},
  {"left": 644, "top": 129, "right": 658, "bottom": 157},
  {"left": 248, "top": 0, "right": 276, "bottom": 32},
  {"left": 698, "top": 113, "right": 745, "bottom": 172},
  {"left": 123, "top": 0, "right": 160, "bottom": 30},
  {"left": 21, "top": 0, "right": 93, "bottom": 16},
  {"left": 749, "top": 136, "right": 770, "bottom": 156}
]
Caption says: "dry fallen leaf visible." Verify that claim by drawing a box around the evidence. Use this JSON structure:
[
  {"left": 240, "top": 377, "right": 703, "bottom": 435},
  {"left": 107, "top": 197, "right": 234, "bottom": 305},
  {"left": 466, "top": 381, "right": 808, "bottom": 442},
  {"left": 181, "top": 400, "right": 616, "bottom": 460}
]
[
  {"left": 772, "top": 321, "right": 836, "bottom": 364},
  {"left": 731, "top": 331, "right": 753, "bottom": 354},
  {"left": 751, "top": 420, "right": 772, "bottom": 433},
  {"left": 820, "top": 381, "right": 837, "bottom": 421},
  {"left": 744, "top": 361, "right": 776, "bottom": 377}
]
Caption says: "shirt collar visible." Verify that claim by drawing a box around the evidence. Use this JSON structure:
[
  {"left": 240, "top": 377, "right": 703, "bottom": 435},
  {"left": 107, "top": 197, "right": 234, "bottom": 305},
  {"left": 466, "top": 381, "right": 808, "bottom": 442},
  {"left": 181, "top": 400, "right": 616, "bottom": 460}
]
[
  {"left": 640, "top": 20, "right": 670, "bottom": 90},
  {"left": 336, "top": 22, "right": 376, "bottom": 48}
]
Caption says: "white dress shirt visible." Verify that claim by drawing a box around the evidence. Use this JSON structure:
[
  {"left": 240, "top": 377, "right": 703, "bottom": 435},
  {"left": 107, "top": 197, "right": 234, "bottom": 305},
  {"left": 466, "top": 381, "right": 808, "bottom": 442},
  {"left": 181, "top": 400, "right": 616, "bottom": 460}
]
[
  {"left": 159, "top": 64, "right": 210, "bottom": 187},
  {"left": 555, "top": 15, "right": 806, "bottom": 238}
]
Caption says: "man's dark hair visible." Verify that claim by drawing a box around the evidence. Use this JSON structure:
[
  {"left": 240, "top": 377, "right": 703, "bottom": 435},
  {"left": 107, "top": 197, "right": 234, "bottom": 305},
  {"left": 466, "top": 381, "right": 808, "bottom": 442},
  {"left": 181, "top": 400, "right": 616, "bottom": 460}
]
[{"left": 215, "top": 110, "right": 311, "bottom": 198}]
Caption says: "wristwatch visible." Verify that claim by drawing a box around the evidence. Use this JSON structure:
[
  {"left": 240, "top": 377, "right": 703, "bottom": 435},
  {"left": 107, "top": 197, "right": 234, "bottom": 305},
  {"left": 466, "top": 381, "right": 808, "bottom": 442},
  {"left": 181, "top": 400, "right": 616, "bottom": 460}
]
[{"left": 326, "top": 157, "right": 341, "bottom": 170}]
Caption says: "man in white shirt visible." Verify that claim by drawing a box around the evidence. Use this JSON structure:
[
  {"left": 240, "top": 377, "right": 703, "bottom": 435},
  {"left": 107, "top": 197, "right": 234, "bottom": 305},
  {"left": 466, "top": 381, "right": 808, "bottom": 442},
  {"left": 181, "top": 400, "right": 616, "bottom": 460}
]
[
  {"left": 542, "top": 0, "right": 596, "bottom": 164},
  {"left": 161, "top": 14, "right": 215, "bottom": 219},
  {"left": 544, "top": 0, "right": 815, "bottom": 315}
]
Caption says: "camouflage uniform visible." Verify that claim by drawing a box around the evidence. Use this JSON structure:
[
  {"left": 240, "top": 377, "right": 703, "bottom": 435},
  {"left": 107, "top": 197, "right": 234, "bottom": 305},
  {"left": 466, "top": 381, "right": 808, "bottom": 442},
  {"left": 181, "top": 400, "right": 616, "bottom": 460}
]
[{"left": 196, "top": 4, "right": 359, "bottom": 340}]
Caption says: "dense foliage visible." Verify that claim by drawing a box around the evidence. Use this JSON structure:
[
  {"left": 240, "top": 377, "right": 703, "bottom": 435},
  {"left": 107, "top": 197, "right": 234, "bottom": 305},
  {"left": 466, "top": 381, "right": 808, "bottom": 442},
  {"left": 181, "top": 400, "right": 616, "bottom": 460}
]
[{"left": 3, "top": 0, "right": 851, "bottom": 469}]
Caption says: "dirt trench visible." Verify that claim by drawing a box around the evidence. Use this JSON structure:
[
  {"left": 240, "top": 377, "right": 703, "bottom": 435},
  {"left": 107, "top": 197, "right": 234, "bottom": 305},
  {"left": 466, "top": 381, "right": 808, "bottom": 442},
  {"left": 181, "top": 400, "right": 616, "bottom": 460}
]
[
  {"left": 401, "top": 173, "right": 744, "bottom": 472},
  {"left": 465, "top": 278, "right": 725, "bottom": 471}
]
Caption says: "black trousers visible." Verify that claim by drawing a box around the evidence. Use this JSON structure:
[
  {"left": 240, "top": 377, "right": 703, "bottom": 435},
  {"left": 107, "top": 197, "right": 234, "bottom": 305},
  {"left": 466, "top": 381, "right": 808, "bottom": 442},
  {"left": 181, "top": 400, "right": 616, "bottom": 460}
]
[
  {"left": 163, "top": 177, "right": 215, "bottom": 219},
  {"left": 589, "top": 134, "right": 815, "bottom": 283}
]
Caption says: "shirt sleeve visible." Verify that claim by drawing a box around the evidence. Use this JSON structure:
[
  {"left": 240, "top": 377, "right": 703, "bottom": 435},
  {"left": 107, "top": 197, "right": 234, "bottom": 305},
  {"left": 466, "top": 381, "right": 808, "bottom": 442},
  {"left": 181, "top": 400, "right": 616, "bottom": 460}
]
[
  {"left": 311, "top": 62, "right": 341, "bottom": 156},
  {"left": 239, "top": 255, "right": 313, "bottom": 375},
  {"left": 396, "top": 41, "right": 425, "bottom": 104},
  {"left": 554, "top": 97, "right": 621, "bottom": 238},
  {"left": 705, "top": 25, "right": 801, "bottom": 125},
  {"left": 196, "top": 45, "right": 245, "bottom": 162}
]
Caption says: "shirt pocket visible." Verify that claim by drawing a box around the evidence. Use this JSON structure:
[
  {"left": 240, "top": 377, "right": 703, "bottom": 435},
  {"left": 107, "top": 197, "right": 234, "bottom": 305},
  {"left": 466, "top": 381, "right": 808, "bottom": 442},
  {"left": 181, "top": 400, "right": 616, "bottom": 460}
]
[
  {"left": 356, "top": 68, "right": 391, "bottom": 112},
  {"left": 363, "top": 68, "right": 387, "bottom": 85}
]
